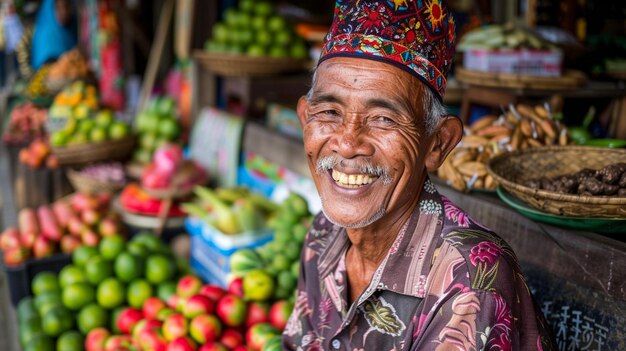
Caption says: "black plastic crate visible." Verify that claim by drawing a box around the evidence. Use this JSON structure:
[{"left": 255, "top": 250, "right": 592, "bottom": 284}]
[{"left": 2, "top": 253, "right": 72, "bottom": 306}]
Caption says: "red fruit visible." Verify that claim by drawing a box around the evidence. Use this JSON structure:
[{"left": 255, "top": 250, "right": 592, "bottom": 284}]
[
  {"left": 166, "top": 336, "right": 196, "bottom": 351},
  {"left": 132, "top": 318, "right": 163, "bottom": 340},
  {"left": 245, "top": 302, "right": 270, "bottom": 328},
  {"left": 104, "top": 335, "right": 132, "bottom": 351},
  {"left": 3, "top": 246, "right": 30, "bottom": 266},
  {"left": 198, "top": 341, "right": 229, "bottom": 351},
  {"left": 269, "top": 300, "right": 294, "bottom": 331},
  {"left": 162, "top": 313, "right": 188, "bottom": 341},
  {"left": 85, "top": 327, "right": 110, "bottom": 351},
  {"left": 71, "top": 192, "right": 99, "bottom": 212},
  {"left": 19, "top": 230, "right": 37, "bottom": 249},
  {"left": 227, "top": 277, "right": 244, "bottom": 297},
  {"left": 176, "top": 275, "right": 203, "bottom": 298},
  {"left": 167, "top": 294, "right": 181, "bottom": 310},
  {"left": 81, "top": 208, "right": 101, "bottom": 227},
  {"left": 32, "top": 235, "right": 55, "bottom": 258},
  {"left": 81, "top": 228, "right": 100, "bottom": 247},
  {"left": 143, "top": 297, "right": 167, "bottom": 320},
  {"left": 67, "top": 216, "right": 85, "bottom": 237},
  {"left": 183, "top": 294, "right": 215, "bottom": 319},
  {"left": 138, "top": 327, "right": 168, "bottom": 351},
  {"left": 60, "top": 235, "right": 82, "bottom": 253},
  {"left": 37, "top": 205, "right": 62, "bottom": 241},
  {"left": 216, "top": 294, "right": 247, "bottom": 328},
  {"left": 219, "top": 328, "right": 243, "bottom": 349},
  {"left": 153, "top": 143, "right": 184, "bottom": 176},
  {"left": 189, "top": 314, "right": 222, "bottom": 344},
  {"left": 232, "top": 346, "right": 252, "bottom": 351},
  {"left": 96, "top": 192, "right": 111, "bottom": 210},
  {"left": 98, "top": 217, "right": 119, "bottom": 237},
  {"left": 246, "top": 323, "right": 280, "bottom": 351},
  {"left": 117, "top": 307, "right": 144, "bottom": 334},
  {"left": 1, "top": 227, "right": 22, "bottom": 250},
  {"left": 200, "top": 284, "right": 227, "bottom": 302}
]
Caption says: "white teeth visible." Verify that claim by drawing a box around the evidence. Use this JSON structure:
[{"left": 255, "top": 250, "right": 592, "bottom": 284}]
[{"left": 331, "top": 169, "right": 377, "bottom": 187}]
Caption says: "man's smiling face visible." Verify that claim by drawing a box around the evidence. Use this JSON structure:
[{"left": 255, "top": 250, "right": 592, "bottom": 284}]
[{"left": 298, "top": 57, "right": 435, "bottom": 228}]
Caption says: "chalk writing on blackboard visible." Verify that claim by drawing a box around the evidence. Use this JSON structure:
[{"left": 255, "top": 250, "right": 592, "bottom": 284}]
[{"left": 541, "top": 302, "right": 610, "bottom": 351}]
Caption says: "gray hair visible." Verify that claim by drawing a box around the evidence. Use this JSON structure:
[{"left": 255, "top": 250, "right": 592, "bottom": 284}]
[{"left": 305, "top": 69, "right": 447, "bottom": 136}]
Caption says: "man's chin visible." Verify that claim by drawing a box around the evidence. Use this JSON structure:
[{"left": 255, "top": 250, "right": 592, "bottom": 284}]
[{"left": 321, "top": 204, "right": 386, "bottom": 229}]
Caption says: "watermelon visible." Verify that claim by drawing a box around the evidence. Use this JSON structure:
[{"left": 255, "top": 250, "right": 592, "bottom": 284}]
[{"left": 230, "top": 249, "right": 264, "bottom": 276}]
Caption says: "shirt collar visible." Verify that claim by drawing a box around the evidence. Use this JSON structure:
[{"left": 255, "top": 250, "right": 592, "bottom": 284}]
[{"left": 317, "top": 177, "right": 445, "bottom": 299}]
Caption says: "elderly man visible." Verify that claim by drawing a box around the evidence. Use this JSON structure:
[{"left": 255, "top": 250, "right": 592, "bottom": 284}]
[{"left": 282, "top": 1, "right": 555, "bottom": 350}]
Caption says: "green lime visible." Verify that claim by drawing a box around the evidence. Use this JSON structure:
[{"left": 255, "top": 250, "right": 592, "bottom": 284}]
[
  {"left": 99, "top": 235, "right": 126, "bottom": 260},
  {"left": 33, "top": 291, "right": 62, "bottom": 316},
  {"left": 58, "top": 265, "right": 87, "bottom": 289},
  {"left": 32, "top": 272, "right": 60, "bottom": 296},
  {"left": 284, "top": 241, "right": 302, "bottom": 261},
  {"left": 127, "top": 279, "right": 153, "bottom": 308},
  {"left": 24, "top": 334, "right": 54, "bottom": 351},
  {"left": 290, "top": 260, "right": 300, "bottom": 278},
  {"left": 110, "top": 306, "right": 125, "bottom": 334},
  {"left": 85, "top": 256, "right": 113, "bottom": 285},
  {"left": 78, "top": 119, "right": 95, "bottom": 134},
  {"left": 157, "top": 281, "right": 177, "bottom": 302},
  {"left": 19, "top": 316, "right": 43, "bottom": 348},
  {"left": 17, "top": 296, "right": 38, "bottom": 322},
  {"left": 132, "top": 232, "right": 163, "bottom": 253},
  {"left": 57, "top": 330, "right": 84, "bottom": 351},
  {"left": 62, "top": 283, "right": 95, "bottom": 310},
  {"left": 271, "top": 254, "right": 291, "bottom": 272},
  {"left": 96, "top": 277, "right": 126, "bottom": 309},
  {"left": 89, "top": 126, "right": 108, "bottom": 142},
  {"left": 109, "top": 121, "right": 129, "bottom": 140},
  {"left": 273, "top": 227, "right": 291, "bottom": 244},
  {"left": 50, "top": 131, "right": 68, "bottom": 147},
  {"left": 41, "top": 306, "right": 74, "bottom": 337},
  {"left": 77, "top": 303, "right": 109, "bottom": 334},
  {"left": 145, "top": 254, "right": 176, "bottom": 284},
  {"left": 157, "top": 117, "right": 180, "bottom": 140},
  {"left": 126, "top": 241, "right": 150, "bottom": 258},
  {"left": 277, "top": 270, "right": 297, "bottom": 292},
  {"left": 72, "top": 245, "right": 99, "bottom": 267},
  {"left": 114, "top": 252, "right": 145, "bottom": 283}
]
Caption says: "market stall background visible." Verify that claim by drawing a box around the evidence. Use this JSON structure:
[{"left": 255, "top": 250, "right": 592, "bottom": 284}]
[{"left": 0, "top": 0, "right": 625, "bottom": 350}]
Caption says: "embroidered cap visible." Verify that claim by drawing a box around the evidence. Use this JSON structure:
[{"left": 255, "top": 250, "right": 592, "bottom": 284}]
[{"left": 319, "top": 0, "right": 456, "bottom": 99}]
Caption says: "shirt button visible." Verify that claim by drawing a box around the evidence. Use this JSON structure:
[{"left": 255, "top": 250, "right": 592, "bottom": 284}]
[{"left": 332, "top": 339, "right": 341, "bottom": 349}]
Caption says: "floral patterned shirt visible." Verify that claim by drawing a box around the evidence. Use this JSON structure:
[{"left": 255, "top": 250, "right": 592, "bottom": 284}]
[{"left": 282, "top": 179, "right": 556, "bottom": 351}]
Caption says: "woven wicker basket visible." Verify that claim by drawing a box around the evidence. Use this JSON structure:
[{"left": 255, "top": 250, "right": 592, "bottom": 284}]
[
  {"left": 487, "top": 146, "right": 626, "bottom": 218},
  {"left": 193, "top": 50, "right": 312, "bottom": 77},
  {"left": 66, "top": 168, "right": 125, "bottom": 194},
  {"left": 52, "top": 136, "right": 135, "bottom": 167}
]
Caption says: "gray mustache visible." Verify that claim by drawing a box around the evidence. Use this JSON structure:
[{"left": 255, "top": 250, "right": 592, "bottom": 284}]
[{"left": 315, "top": 155, "right": 392, "bottom": 185}]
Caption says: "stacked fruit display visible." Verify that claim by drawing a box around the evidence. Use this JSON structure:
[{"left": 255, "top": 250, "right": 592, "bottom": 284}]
[
  {"left": 49, "top": 109, "right": 131, "bottom": 147},
  {"left": 133, "top": 97, "right": 182, "bottom": 164},
  {"left": 88, "top": 275, "right": 289, "bottom": 351},
  {"left": 229, "top": 193, "right": 311, "bottom": 302},
  {"left": 2, "top": 102, "right": 48, "bottom": 145},
  {"left": 24, "top": 64, "right": 52, "bottom": 99},
  {"left": 0, "top": 192, "right": 122, "bottom": 266},
  {"left": 438, "top": 102, "right": 572, "bottom": 192},
  {"left": 203, "top": 0, "right": 308, "bottom": 59},
  {"left": 48, "top": 81, "right": 99, "bottom": 120},
  {"left": 182, "top": 186, "right": 279, "bottom": 235},
  {"left": 15, "top": 232, "right": 187, "bottom": 351}
]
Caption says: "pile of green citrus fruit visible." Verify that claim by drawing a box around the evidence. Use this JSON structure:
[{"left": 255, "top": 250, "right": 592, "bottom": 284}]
[
  {"left": 204, "top": 0, "right": 308, "bottom": 59},
  {"left": 49, "top": 110, "right": 130, "bottom": 147},
  {"left": 230, "top": 192, "right": 312, "bottom": 303},
  {"left": 133, "top": 96, "right": 182, "bottom": 164},
  {"left": 16, "top": 232, "right": 187, "bottom": 351}
]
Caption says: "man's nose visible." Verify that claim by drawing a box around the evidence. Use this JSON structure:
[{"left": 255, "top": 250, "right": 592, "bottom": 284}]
[{"left": 332, "top": 121, "right": 375, "bottom": 159}]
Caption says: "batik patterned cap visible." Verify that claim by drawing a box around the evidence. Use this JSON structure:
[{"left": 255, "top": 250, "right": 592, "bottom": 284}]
[{"left": 319, "top": 0, "right": 456, "bottom": 99}]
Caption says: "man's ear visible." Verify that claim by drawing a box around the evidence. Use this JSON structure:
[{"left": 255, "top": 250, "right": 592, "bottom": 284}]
[
  {"left": 296, "top": 96, "right": 308, "bottom": 127},
  {"left": 424, "top": 116, "right": 463, "bottom": 171}
]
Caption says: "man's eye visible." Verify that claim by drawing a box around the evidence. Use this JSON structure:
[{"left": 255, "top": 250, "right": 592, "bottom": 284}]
[
  {"left": 376, "top": 116, "right": 394, "bottom": 124},
  {"left": 321, "top": 110, "right": 339, "bottom": 117}
]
